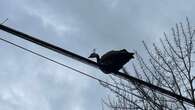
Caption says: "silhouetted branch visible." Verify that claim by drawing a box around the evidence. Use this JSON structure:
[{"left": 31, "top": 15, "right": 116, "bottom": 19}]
[{"left": 103, "top": 18, "right": 195, "bottom": 110}]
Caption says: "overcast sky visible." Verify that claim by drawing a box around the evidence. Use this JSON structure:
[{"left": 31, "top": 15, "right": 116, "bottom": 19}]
[{"left": 0, "top": 0, "right": 195, "bottom": 110}]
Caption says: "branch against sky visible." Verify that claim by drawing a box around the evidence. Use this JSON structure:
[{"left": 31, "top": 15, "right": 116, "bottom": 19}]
[{"left": 102, "top": 18, "right": 195, "bottom": 110}]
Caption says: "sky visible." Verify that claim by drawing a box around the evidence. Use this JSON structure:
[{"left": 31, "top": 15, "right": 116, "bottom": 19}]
[{"left": 0, "top": 0, "right": 195, "bottom": 110}]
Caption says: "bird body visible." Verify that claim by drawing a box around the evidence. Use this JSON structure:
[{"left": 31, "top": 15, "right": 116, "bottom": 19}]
[{"left": 88, "top": 49, "right": 134, "bottom": 74}]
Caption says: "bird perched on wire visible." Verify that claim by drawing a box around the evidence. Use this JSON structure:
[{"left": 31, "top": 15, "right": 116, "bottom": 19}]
[{"left": 88, "top": 49, "right": 135, "bottom": 74}]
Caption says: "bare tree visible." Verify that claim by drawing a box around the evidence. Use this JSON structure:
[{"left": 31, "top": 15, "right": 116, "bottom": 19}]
[{"left": 101, "top": 18, "right": 195, "bottom": 110}]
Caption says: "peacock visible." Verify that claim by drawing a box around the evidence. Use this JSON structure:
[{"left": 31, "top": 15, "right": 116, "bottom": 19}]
[{"left": 88, "top": 49, "right": 134, "bottom": 74}]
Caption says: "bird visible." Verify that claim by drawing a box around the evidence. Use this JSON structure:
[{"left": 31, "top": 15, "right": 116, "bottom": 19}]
[{"left": 88, "top": 49, "right": 135, "bottom": 74}]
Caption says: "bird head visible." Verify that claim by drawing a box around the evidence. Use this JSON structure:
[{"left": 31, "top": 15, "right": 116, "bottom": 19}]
[
  {"left": 88, "top": 49, "right": 100, "bottom": 62},
  {"left": 88, "top": 52, "right": 99, "bottom": 58}
]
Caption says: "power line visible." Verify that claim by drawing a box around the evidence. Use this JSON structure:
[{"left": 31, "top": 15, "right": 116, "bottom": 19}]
[{"left": 0, "top": 24, "right": 194, "bottom": 105}]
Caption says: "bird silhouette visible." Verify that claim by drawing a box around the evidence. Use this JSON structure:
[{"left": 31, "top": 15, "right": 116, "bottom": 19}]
[{"left": 88, "top": 49, "right": 134, "bottom": 74}]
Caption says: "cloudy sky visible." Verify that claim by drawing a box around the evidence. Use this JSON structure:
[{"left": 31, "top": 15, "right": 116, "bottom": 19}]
[{"left": 0, "top": 0, "right": 195, "bottom": 110}]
